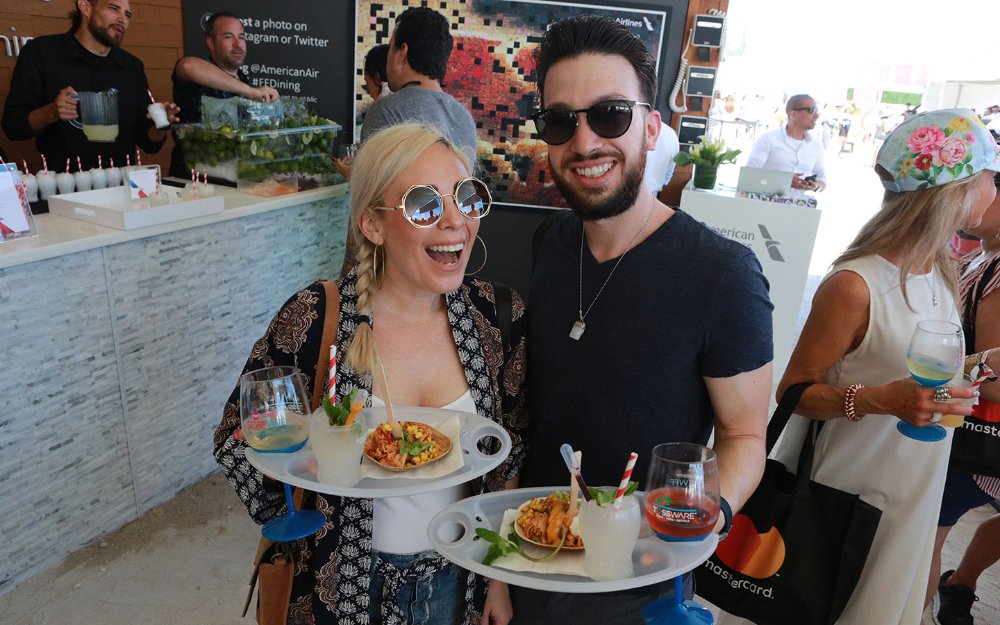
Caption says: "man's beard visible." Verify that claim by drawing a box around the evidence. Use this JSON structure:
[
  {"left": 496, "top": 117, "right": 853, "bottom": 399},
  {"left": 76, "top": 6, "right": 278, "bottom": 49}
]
[
  {"left": 551, "top": 142, "right": 646, "bottom": 222},
  {"left": 89, "top": 21, "right": 122, "bottom": 48}
]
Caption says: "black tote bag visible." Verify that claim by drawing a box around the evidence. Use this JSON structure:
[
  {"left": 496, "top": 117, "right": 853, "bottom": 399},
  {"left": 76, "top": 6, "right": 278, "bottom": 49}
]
[{"left": 693, "top": 382, "right": 882, "bottom": 625}]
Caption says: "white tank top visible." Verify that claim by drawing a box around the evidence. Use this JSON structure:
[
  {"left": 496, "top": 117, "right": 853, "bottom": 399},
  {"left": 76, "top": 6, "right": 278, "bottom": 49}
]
[{"left": 370, "top": 389, "right": 476, "bottom": 554}]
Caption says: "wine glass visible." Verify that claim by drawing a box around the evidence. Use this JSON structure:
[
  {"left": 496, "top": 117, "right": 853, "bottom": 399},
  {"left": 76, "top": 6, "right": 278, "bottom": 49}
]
[
  {"left": 898, "top": 320, "right": 964, "bottom": 442},
  {"left": 642, "top": 443, "right": 718, "bottom": 625},
  {"left": 240, "top": 366, "right": 325, "bottom": 541}
]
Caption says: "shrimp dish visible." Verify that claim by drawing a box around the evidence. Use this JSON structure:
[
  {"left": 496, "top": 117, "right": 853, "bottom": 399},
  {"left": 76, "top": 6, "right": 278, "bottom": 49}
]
[
  {"left": 364, "top": 421, "right": 451, "bottom": 471},
  {"left": 515, "top": 493, "right": 584, "bottom": 550}
]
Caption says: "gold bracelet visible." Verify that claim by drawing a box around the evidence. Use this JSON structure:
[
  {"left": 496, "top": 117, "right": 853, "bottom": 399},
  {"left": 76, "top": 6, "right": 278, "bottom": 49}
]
[{"left": 844, "top": 383, "right": 865, "bottom": 422}]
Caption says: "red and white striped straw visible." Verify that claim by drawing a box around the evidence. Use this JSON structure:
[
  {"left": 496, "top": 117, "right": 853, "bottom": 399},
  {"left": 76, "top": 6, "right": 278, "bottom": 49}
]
[
  {"left": 613, "top": 452, "right": 638, "bottom": 509},
  {"left": 135, "top": 149, "right": 142, "bottom": 166},
  {"left": 22, "top": 160, "right": 28, "bottom": 175},
  {"left": 76, "top": 156, "right": 83, "bottom": 172},
  {"left": 125, "top": 154, "right": 130, "bottom": 167},
  {"left": 200, "top": 169, "right": 207, "bottom": 187},
  {"left": 65, "top": 158, "right": 70, "bottom": 173},
  {"left": 98, "top": 155, "right": 103, "bottom": 169},
  {"left": 146, "top": 88, "right": 155, "bottom": 104},
  {"left": 327, "top": 345, "right": 337, "bottom": 399},
  {"left": 41, "top": 154, "right": 48, "bottom": 173},
  {"left": 191, "top": 169, "right": 196, "bottom": 186},
  {"left": 109, "top": 157, "right": 115, "bottom": 168}
]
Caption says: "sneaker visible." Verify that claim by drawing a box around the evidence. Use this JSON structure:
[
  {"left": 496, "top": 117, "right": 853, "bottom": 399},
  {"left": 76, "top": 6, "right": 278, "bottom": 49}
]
[{"left": 937, "top": 570, "right": 977, "bottom": 625}]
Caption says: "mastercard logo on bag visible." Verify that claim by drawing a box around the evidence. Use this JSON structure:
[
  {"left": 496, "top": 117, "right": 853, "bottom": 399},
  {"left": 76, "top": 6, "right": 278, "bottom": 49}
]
[{"left": 715, "top": 514, "right": 786, "bottom": 579}]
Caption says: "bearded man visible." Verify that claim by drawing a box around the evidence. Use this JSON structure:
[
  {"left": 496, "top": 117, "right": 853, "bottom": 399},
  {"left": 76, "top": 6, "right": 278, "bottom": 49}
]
[
  {"left": 508, "top": 15, "right": 775, "bottom": 625},
  {"left": 2, "top": 0, "right": 179, "bottom": 182}
]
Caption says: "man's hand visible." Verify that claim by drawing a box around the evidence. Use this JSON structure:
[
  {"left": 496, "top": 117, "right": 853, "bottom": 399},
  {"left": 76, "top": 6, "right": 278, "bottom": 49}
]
[
  {"left": 163, "top": 102, "right": 181, "bottom": 124},
  {"left": 53, "top": 87, "right": 79, "bottom": 121},
  {"left": 248, "top": 86, "right": 279, "bottom": 102}
]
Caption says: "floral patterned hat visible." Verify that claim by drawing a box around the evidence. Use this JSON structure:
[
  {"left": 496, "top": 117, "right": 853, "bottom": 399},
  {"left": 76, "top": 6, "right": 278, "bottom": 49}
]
[{"left": 875, "top": 108, "right": 1000, "bottom": 192}]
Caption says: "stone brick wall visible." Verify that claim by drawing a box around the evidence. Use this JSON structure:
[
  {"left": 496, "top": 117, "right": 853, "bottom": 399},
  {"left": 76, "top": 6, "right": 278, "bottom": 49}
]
[
  {"left": 0, "top": 193, "right": 350, "bottom": 594},
  {"left": 0, "top": 0, "right": 184, "bottom": 173}
]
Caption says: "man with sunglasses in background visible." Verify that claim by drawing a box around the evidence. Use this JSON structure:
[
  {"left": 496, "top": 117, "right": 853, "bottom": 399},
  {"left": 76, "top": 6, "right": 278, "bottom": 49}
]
[
  {"left": 746, "top": 93, "right": 828, "bottom": 194},
  {"left": 341, "top": 6, "right": 477, "bottom": 277},
  {"left": 510, "top": 15, "right": 773, "bottom": 625}
]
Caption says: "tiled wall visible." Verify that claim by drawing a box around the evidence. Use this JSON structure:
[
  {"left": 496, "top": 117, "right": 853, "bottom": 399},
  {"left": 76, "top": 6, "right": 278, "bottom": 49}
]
[{"left": 0, "top": 195, "right": 349, "bottom": 594}]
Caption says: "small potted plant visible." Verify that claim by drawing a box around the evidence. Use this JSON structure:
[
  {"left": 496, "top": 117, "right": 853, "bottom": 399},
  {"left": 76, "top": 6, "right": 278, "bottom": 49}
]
[{"left": 673, "top": 136, "right": 741, "bottom": 190}]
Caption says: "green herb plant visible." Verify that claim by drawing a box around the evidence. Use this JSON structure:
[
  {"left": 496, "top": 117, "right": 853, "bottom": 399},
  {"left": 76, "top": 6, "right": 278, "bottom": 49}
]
[
  {"left": 398, "top": 430, "right": 433, "bottom": 458},
  {"left": 322, "top": 387, "right": 359, "bottom": 426},
  {"left": 673, "top": 136, "right": 741, "bottom": 169}
]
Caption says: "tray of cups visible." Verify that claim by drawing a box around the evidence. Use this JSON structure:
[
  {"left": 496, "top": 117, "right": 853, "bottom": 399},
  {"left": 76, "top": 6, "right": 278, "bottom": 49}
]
[
  {"left": 245, "top": 406, "right": 511, "bottom": 498},
  {"left": 426, "top": 486, "right": 718, "bottom": 593}
]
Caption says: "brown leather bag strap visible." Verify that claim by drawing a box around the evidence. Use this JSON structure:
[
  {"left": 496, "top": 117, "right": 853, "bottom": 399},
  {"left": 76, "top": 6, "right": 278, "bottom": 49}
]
[{"left": 311, "top": 280, "right": 341, "bottom": 412}]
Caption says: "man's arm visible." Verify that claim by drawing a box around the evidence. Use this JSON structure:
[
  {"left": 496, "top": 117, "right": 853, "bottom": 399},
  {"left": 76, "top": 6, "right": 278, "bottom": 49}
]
[
  {"left": 744, "top": 135, "right": 770, "bottom": 169},
  {"left": 1, "top": 42, "right": 73, "bottom": 139},
  {"left": 173, "top": 57, "right": 278, "bottom": 101},
  {"left": 811, "top": 146, "right": 828, "bottom": 191},
  {"left": 705, "top": 362, "right": 772, "bottom": 514}
]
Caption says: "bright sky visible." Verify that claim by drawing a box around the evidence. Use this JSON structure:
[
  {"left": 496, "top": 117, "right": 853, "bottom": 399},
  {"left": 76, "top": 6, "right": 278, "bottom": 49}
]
[{"left": 720, "top": 0, "right": 1000, "bottom": 101}]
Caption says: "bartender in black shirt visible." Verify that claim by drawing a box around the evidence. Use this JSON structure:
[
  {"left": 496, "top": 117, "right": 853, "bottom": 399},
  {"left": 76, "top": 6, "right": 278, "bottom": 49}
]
[
  {"left": 1, "top": 0, "right": 179, "bottom": 177},
  {"left": 169, "top": 11, "right": 278, "bottom": 178}
]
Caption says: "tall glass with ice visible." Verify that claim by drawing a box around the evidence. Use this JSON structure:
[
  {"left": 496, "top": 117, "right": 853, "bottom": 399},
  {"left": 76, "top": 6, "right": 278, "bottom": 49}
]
[
  {"left": 577, "top": 495, "right": 641, "bottom": 581},
  {"left": 311, "top": 410, "right": 365, "bottom": 486}
]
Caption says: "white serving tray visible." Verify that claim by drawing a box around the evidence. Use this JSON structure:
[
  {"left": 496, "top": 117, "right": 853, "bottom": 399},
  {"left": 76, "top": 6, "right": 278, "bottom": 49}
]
[
  {"left": 245, "top": 406, "right": 512, "bottom": 498},
  {"left": 427, "top": 486, "right": 718, "bottom": 593},
  {"left": 48, "top": 186, "right": 224, "bottom": 230}
]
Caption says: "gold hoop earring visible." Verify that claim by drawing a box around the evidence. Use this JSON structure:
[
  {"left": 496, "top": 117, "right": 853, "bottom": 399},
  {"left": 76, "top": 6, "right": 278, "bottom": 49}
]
[
  {"left": 465, "top": 235, "right": 488, "bottom": 276},
  {"left": 372, "top": 244, "right": 384, "bottom": 287}
]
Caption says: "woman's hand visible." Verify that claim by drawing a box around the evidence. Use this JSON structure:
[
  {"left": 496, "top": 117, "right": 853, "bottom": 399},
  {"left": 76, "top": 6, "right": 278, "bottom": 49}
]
[
  {"left": 481, "top": 579, "right": 513, "bottom": 625},
  {"left": 863, "top": 378, "right": 976, "bottom": 427}
]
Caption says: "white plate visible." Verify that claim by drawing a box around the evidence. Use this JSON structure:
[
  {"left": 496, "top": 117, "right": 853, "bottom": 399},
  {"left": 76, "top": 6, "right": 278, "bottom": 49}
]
[
  {"left": 245, "top": 406, "right": 511, "bottom": 498},
  {"left": 427, "top": 487, "right": 718, "bottom": 593}
]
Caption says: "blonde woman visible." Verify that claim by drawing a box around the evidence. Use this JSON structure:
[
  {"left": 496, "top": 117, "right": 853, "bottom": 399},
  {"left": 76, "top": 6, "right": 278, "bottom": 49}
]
[
  {"left": 215, "top": 124, "right": 527, "bottom": 625},
  {"left": 717, "top": 109, "right": 1000, "bottom": 625}
]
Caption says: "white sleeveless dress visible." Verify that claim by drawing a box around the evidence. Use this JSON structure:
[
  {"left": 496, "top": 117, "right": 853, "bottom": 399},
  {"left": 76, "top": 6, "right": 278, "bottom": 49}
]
[{"left": 717, "top": 255, "right": 959, "bottom": 625}]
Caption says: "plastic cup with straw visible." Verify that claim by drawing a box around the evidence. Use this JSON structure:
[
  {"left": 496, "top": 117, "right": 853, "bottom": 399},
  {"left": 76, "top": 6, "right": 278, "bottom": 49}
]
[{"left": 146, "top": 88, "right": 170, "bottom": 129}]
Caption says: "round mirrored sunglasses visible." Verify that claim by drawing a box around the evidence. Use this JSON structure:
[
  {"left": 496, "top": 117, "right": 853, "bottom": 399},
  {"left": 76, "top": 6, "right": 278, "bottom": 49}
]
[
  {"left": 530, "top": 100, "right": 650, "bottom": 146},
  {"left": 373, "top": 177, "right": 492, "bottom": 228}
]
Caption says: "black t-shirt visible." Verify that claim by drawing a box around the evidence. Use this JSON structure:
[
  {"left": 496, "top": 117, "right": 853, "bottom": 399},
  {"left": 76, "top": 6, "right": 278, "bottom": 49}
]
[
  {"left": 1, "top": 31, "right": 162, "bottom": 172},
  {"left": 522, "top": 209, "right": 774, "bottom": 490},
  {"left": 168, "top": 58, "right": 250, "bottom": 178}
]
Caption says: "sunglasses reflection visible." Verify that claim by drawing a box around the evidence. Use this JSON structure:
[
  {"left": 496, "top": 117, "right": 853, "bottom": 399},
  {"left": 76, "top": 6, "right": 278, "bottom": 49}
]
[{"left": 374, "top": 178, "right": 492, "bottom": 228}]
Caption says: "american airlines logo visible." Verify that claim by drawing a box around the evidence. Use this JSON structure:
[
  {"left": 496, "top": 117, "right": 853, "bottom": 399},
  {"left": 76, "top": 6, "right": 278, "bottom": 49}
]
[{"left": 758, "top": 225, "right": 785, "bottom": 263}]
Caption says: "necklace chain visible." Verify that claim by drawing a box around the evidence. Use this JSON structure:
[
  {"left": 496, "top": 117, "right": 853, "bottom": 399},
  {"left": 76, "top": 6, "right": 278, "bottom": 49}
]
[
  {"left": 571, "top": 204, "right": 655, "bottom": 339},
  {"left": 924, "top": 269, "right": 938, "bottom": 307}
]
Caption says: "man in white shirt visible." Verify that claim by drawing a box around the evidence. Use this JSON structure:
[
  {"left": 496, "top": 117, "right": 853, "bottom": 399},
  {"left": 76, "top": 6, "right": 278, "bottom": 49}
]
[
  {"left": 745, "top": 94, "right": 827, "bottom": 193},
  {"left": 643, "top": 120, "right": 680, "bottom": 197}
]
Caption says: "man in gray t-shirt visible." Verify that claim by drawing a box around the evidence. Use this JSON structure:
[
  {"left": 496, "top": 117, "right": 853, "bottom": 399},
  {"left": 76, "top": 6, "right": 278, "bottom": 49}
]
[{"left": 344, "top": 7, "right": 478, "bottom": 276}]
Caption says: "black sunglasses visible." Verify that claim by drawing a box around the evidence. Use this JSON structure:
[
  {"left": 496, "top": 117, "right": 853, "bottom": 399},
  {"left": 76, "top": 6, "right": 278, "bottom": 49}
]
[
  {"left": 792, "top": 106, "right": 819, "bottom": 114},
  {"left": 530, "top": 99, "right": 651, "bottom": 146},
  {"left": 373, "top": 177, "right": 492, "bottom": 228}
]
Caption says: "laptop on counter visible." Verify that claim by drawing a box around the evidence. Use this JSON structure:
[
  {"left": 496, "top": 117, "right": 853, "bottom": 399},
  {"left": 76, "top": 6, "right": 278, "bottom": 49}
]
[{"left": 737, "top": 167, "right": 794, "bottom": 196}]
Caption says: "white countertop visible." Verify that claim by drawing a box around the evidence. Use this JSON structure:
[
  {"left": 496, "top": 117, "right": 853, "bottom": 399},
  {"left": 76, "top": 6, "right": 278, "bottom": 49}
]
[{"left": 0, "top": 182, "right": 348, "bottom": 270}]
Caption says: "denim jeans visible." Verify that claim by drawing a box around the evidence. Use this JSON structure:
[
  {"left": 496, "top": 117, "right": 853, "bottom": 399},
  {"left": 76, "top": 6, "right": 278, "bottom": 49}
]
[{"left": 368, "top": 549, "right": 466, "bottom": 625}]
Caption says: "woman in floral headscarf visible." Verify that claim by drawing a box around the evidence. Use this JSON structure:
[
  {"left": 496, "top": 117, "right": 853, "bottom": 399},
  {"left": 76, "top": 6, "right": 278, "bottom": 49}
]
[{"left": 717, "top": 109, "right": 1000, "bottom": 625}]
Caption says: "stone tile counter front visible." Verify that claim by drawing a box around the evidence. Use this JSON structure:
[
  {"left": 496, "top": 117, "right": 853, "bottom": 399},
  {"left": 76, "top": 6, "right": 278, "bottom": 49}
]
[{"left": 0, "top": 185, "right": 350, "bottom": 595}]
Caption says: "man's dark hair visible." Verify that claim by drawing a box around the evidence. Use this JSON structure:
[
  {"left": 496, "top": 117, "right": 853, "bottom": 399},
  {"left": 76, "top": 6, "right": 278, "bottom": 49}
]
[
  {"left": 364, "top": 44, "right": 389, "bottom": 83},
  {"left": 393, "top": 7, "right": 453, "bottom": 82},
  {"left": 205, "top": 12, "right": 241, "bottom": 38},
  {"left": 534, "top": 15, "right": 657, "bottom": 108},
  {"left": 69, "top": 0, "right": 84, "bottom": 32},
  {"left": 785, "top": 94, "right": 814, "bottom": 114}
]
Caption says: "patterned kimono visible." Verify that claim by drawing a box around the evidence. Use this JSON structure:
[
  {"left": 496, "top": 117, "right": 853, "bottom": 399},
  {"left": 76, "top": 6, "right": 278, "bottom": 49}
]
[{"left": 214, "top": 272, "right": 528, "bottom": 624}]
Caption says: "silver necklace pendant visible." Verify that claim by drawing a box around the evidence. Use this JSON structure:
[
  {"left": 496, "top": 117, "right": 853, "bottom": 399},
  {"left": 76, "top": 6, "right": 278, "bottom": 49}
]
[
  {"left": 933, "top": 294, "right": 939, "bottom": 307},
  {"left": 569, "top": 319, "right": 586, "bottom": 340}
]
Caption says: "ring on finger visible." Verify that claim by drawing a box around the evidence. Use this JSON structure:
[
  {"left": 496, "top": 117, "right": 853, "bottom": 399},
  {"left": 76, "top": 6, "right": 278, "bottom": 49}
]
[
  {"left": 931, "top": 412, "right": 943, "bottom": 423},
  {"left": 933, "top": 387, "right": 951, "bottom": 402}
]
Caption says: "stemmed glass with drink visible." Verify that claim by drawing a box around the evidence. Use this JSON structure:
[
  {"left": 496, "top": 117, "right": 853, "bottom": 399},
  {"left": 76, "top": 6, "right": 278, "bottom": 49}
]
[
  {"left": 642, "top": 443, "right": 718, "bottom": 625},
  {"left": 239, "top": 366, "right": 325, "bottom": 540},
  {"left": 899, "top": 320, "right": 964, "bottom": 442}
]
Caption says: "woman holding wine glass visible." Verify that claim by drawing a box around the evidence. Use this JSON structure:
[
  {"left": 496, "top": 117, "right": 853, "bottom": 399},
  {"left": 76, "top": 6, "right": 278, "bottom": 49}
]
[
  {"left": 213, "top": 123, "right": 528, "bottom": 625},
  {"left": 718, "top": 110, "right": 1000, "bottom": 625}
]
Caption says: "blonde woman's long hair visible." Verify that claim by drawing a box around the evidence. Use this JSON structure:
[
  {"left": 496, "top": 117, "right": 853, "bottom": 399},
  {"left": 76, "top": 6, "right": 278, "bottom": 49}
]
[
  {"left": 835, "top": 169, "right": 991, "bottom": 308},
  {"left": 344, "top": 123, "right": 471, "bottom": 376}
]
